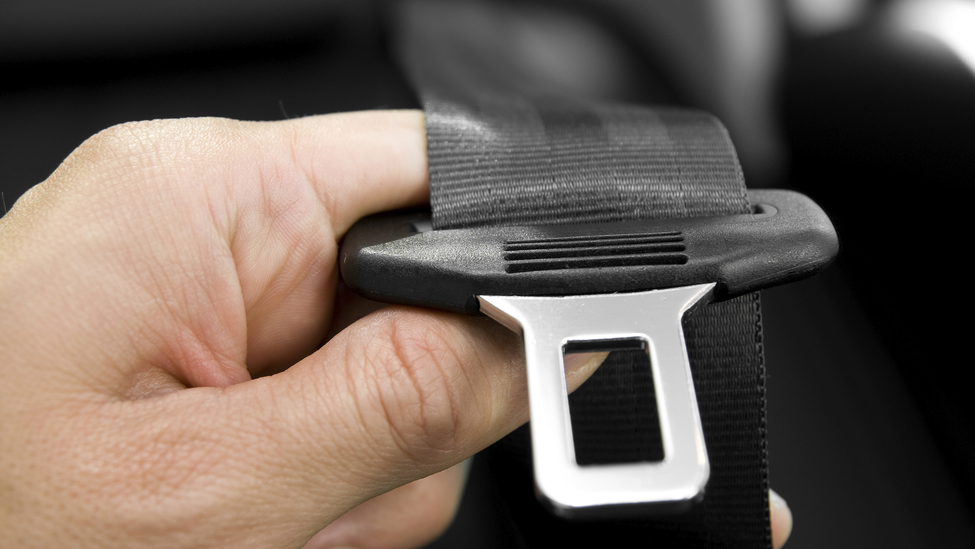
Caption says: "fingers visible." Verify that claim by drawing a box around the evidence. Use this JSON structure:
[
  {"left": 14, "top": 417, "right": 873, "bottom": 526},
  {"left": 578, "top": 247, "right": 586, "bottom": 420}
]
[
  {"left": 213, "top": 111, "right": 429, "bottom": 375},
  {"left": 243, "top": 308, "right": 530, "bottom": 498},
  {"left": 0, "top": 112, "right": 430, "bottom": 391},
  {"left": 275, "top": 111, "right": 430, "bottom": 236},
  {"left": 770, "top": 489, "right": 793, "bottom": 549},
  {"left": 0, "top": 111, "right": 469, "bottom": 548}
]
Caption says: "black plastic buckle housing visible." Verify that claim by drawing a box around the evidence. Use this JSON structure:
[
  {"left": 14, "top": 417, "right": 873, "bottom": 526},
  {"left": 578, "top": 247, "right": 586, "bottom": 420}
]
[{"left": 340, "top": 189, "right": 838, "bottom": 315}]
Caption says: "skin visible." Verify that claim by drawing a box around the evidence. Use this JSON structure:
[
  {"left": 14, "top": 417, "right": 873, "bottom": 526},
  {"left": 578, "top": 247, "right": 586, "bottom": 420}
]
[{"left": 0, "top": 111, "right": 791, "bottom": 548}]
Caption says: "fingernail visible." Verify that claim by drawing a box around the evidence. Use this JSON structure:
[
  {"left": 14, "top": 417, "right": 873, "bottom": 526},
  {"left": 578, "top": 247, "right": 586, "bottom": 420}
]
[
  {"left": 769, "top": 488, "right": 787, "bottom": 508},
  {"left": 769, "top": 489, "right": 793, "bottom": 549},
  {"left": 563, "top": 351, "right": 608, "bottom": 387}
]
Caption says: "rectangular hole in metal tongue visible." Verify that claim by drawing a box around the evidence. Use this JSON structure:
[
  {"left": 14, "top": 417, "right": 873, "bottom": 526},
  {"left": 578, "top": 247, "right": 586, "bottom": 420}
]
[{"left": 563, "top": 338, "right": 665, "bottom": 466}]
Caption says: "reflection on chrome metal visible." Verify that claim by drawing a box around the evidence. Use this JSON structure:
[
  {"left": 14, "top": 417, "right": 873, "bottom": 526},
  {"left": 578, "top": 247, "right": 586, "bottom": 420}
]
[{"left": 478, "top": 283, "right": 715, "bottom": 518}]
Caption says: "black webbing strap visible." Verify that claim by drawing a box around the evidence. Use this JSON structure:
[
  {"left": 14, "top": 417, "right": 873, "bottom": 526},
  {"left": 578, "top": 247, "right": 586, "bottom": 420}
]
[{"left": 397, "top": 2, "right": 770, "bottom": 547}]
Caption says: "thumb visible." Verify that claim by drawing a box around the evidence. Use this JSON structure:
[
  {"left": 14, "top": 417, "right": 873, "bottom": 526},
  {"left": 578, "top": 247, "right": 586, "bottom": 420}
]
[
  {"left": 245, "top": 306, "right": 529, "bottom": 506},
  {"left": 169, "top": 307, "right": 531, "bottom": 547},
  {"left": 52, "top": 307, "right": 533, "bottom": 549},
  {"left": 207, "top": 306, "right": 602, "bottom": 547}
]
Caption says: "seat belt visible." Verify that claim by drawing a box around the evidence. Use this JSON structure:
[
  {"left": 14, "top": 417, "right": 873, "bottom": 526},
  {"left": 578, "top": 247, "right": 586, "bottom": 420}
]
[{"left": 393, "top": 1, "right": 772, "bottom": 546}]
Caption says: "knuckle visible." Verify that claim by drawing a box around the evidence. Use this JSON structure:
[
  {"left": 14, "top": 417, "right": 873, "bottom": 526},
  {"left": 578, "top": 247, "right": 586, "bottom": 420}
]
[
  {"left": 78, "top": 121, "right": 161, "bottom": 165},
  {"left": 354, "top": 313, "right": 476, "bottom": 464},
  {"left": 41, "top": 118, "right": 243, "bottom": 223},
  {"left": 50, "top": 120, "right": 171, "bottom": 193},
  {"left": 66, "top": 118, "right": 236, "bottom": 179}
]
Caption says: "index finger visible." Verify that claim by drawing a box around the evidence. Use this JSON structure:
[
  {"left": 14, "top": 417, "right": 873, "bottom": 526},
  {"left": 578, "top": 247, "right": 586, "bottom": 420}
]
[{"left": 279, "top": 110, "right": 429, "bottom": 238}]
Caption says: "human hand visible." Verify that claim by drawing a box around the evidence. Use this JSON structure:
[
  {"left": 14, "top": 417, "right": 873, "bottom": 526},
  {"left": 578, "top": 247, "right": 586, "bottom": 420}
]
[{"left": 0, "top": 111, "right": 791, "bottom": 548}]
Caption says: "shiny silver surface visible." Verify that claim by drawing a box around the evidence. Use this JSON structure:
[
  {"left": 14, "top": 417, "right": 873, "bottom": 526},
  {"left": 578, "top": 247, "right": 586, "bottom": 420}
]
[{"left": 478, "top": 283, "right": 715, "bottom": 517}]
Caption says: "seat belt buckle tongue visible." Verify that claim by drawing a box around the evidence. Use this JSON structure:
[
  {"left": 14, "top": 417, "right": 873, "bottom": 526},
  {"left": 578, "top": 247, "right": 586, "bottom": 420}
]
[
  {"left": 339, "top": 189, "right": 838, "bottom": 518},
  {"left": 478, "top": 285, "right": 714, "bottom": 519}
]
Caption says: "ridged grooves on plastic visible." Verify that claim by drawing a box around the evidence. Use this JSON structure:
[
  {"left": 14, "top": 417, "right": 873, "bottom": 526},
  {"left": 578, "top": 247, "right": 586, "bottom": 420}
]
[{"left": 504, "top": 231, "right": 687, "bottom": 273}]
